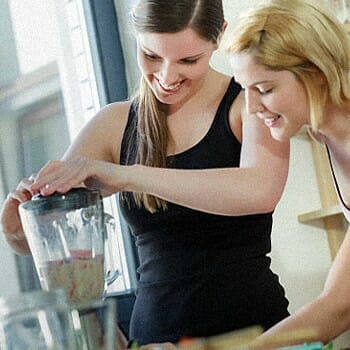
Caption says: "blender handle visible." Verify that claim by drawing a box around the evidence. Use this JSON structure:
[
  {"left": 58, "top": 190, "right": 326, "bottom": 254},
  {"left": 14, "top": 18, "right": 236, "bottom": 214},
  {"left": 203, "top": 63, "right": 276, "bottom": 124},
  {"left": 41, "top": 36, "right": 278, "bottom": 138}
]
[{"left": 103, "top": 213, "right": 121, "bottom": 286}]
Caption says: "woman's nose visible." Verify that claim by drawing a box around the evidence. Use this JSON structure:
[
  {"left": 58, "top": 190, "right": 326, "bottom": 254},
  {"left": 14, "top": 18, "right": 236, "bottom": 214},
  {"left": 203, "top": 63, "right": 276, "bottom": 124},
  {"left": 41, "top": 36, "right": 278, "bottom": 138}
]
[
  {"left": 245, "top": 90, "right": 264, "bottom": 114},
  {"left": 159, "top": 62, "right": 179, "bottom": 86}
]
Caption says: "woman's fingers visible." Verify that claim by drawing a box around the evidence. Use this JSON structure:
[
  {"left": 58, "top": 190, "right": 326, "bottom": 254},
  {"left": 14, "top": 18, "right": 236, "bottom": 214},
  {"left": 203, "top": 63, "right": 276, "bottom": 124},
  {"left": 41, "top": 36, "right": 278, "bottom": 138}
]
[
  {"left": 52, "top": 158, "right": 89, "bottom": 193},
  {"left": 30, "top": 158, "right": 93, "bottom": 195},
  {"left": 10, "top": 175, "right": 38, "bottom": 202},
  {"left": 28, "top": 157, "right": 121, "bottom": 197},
  {"left": 30, "top": 160, "right": 66, "bottom": 194}
]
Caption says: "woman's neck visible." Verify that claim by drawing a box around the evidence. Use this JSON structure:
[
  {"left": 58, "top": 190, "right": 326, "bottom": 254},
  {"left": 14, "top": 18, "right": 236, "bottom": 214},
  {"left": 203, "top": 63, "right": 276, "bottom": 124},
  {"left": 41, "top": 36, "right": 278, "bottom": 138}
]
[
  {"left": 167, "top": 68, "right": 227, "bottom": 115},
  {"left": 317, "top": 101, "right": 350, "bottom": 145}
]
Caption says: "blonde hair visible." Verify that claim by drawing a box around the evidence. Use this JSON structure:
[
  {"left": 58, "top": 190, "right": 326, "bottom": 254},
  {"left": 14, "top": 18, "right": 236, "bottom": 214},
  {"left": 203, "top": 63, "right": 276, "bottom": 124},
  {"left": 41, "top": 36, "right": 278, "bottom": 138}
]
[
  {"left": 128, "top": 0, "right": 225, "bottom": 213},
  {"left": 225, "top": 0, "right": 350, "bottom": 132}
]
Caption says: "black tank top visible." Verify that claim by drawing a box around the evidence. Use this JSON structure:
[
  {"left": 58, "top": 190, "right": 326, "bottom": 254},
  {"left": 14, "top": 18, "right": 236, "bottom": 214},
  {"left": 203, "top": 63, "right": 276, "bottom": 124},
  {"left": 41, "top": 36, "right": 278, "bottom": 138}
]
[{"left": 119, "top": 78, "right": 289, "bottom": 345}]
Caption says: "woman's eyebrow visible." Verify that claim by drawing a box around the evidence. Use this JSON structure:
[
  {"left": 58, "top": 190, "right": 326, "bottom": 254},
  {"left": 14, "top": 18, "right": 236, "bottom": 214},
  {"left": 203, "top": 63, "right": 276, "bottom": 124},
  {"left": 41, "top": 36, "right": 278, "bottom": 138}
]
[{"left": 140, "top": 45, "right": 206, "bottom": 60}]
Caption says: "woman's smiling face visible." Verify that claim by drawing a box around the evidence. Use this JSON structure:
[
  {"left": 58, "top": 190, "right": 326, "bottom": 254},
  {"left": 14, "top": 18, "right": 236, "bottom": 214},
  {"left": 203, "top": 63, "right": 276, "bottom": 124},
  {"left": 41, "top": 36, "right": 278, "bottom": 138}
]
[
  {"left": 137, "top": 27, "right": 217, "bottom": 109},
  {"left": 230, "top": 52, "right": 310, "bottom": 141}
]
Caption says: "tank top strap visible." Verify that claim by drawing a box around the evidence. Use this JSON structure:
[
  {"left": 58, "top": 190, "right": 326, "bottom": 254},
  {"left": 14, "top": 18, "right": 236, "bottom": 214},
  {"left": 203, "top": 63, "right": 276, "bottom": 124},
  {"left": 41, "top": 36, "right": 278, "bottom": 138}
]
[{"left": 325, "top": 145, "right": 350, "bottom": 221}]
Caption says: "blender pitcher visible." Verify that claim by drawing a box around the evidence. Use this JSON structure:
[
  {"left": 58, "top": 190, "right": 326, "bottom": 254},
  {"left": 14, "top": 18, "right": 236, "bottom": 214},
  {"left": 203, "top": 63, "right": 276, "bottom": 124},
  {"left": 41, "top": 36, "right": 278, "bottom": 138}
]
[{"left": 19, "top": 188, "right": 120, "bottom": 304}]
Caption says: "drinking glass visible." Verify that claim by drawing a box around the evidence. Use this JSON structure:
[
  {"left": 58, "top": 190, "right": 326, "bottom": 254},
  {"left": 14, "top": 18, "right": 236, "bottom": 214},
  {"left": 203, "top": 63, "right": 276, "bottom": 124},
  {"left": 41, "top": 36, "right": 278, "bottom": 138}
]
[
  {"left": 71, "top": 298, "right": 118, "bottom": 350},
  {"left": 0, "top": 289, "right": 77, "bottom": 350}
]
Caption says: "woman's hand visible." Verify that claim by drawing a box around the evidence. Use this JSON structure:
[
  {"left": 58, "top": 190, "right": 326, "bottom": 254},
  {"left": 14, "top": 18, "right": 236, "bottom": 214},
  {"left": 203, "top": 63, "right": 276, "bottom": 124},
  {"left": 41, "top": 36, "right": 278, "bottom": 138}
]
[
  {"left": 30, "top": 157, "right": 129, "bottom": 198},
  {"left": 0, "top": 176, "right": 36, "bottom": 255}
]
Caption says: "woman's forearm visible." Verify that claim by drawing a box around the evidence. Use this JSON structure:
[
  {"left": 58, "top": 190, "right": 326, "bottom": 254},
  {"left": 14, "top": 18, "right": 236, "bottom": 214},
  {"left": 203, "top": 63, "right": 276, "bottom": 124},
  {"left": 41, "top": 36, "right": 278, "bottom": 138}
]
[
  {"left": 122, "top": 164, "right": 287, "bottom": 216},
  {"left": 31, "top": 138, "right": 289, "bottom": 217},
  {"left": 262, "top": 225, "right": 350, "bottom": 347},
  {"left": 262, "top": 293, "right": 350, "bottom": 346}
]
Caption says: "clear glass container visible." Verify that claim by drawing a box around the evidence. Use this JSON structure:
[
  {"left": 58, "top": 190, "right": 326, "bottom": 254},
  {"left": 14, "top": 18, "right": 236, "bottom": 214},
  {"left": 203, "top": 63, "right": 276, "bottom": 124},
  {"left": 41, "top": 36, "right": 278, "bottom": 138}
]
[{"left": 0, "top": 289, "right": 77, "bottom": 350}]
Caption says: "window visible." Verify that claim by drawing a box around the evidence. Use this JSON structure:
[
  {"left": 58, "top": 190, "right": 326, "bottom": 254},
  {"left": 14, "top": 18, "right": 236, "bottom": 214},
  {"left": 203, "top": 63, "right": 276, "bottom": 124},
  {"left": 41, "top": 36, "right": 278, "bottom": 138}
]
[
  {"left": 9, "top": 0, "right": 58, "bottom": 74},
  {"left": 1, "top": 0, "right": 133, "bottom": 295}
]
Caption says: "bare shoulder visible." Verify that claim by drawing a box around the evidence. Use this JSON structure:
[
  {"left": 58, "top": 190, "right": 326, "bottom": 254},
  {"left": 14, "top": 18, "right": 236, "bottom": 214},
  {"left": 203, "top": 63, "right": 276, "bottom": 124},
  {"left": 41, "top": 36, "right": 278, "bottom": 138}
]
[
  {"left": 94, "top": 100, "right": 132, "bottom": 163},
  {"left": 67, "top": 100, "right": 133, "bottom": 163},
  {"left": 81, "top": 101, "right": 131, "bottom": 143},
  {"left": 93, "top": 100, "right": 132, "bottom": 128}
]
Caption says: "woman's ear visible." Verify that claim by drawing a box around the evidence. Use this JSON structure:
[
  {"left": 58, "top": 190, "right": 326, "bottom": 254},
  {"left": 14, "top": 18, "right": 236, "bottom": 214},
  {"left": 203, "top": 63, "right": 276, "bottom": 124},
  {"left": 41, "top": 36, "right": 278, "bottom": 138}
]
[
  {"left": 216, "top": 20, "right": 228, "bottom": 47},
  {"left": 222, "top": 20, "right": 228, "bottom": 33}
]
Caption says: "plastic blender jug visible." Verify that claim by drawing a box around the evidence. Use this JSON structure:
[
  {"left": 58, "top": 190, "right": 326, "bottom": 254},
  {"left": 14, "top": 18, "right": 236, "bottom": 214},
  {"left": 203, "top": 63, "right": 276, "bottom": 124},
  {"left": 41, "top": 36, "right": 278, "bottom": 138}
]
[{"left": 19, "top": 188, "right": 120, "bottom": 304}]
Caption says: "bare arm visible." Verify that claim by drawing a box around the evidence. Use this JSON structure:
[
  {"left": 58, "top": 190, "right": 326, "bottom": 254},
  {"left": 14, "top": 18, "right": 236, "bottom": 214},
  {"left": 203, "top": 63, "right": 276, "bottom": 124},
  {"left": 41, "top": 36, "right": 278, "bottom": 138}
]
[
  {"left": 262, "top": 224, "right": 350, "bottom": 346},
  {"left": 0, "top": 179, "right": 34, "bottom": 255},
  {"left": 31, "top": 95, "right": 290, "bottom": 216},
  {"left": 120, "top": 96, "right": 289, "bottom": 215},
  {"left": 2, "top": 95, "right": 289, "bottom": 255},
  {"left": 0, "top": 101, "right": 130, "bottom": 255}
]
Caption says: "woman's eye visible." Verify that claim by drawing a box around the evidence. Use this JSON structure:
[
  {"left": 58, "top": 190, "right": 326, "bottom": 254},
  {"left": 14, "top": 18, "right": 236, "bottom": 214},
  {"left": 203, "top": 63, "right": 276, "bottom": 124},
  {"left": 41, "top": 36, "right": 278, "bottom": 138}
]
[
  {"left": 144, "top": 53, "right": 160, "bottom": 60},
  {"left": 181, "top": 58, "right": 198, "bottom": 65},
  {"left": 259, "top": 88, "right": 272, "bottom": 95}
]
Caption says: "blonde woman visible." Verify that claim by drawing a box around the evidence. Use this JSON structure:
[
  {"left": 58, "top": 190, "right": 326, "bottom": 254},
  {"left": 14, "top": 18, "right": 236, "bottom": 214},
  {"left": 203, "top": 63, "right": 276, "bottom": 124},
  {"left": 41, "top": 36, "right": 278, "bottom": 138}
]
[{"left": 226, "top": 0, "right": 350, "bottom": 345}]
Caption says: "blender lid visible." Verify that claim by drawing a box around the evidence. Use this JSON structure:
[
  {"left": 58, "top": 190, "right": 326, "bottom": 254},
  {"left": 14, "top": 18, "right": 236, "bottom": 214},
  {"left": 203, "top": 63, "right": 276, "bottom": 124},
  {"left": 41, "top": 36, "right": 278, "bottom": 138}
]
[{"left": 19, "top": 187, "right": 102, "bottom": 213}]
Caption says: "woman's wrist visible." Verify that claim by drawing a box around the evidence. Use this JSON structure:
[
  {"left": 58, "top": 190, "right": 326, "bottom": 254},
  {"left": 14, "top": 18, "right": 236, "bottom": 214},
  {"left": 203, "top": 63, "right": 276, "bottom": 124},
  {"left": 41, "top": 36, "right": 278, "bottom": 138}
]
[
  {"left": 120, "top": 164, "right": 143, "bottom": 192},
  {"left": 0, "top": 221, "right": 25, "bottom": 241},
  {"left": 3, "top": 231, "right": 31, "bottom": 255},
  {"left": 1, "top": 223, "right": 29, "bottom": 252},
  {"left": 4, "top": 231, "right": 26, "bottom": 241},
  {"left": 125, "top": 164, "right": 172, "bottom": 198}
]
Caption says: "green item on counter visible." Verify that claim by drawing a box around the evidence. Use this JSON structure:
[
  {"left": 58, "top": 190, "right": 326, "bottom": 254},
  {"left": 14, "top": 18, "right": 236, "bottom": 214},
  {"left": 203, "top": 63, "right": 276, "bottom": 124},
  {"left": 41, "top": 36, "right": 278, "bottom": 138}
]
[
  {"left": 282, "top": 342, "right": 324, "bottom": 350},
  {"left": 131, "top": 340, "right": 139, "bottom": 349},
  {"left": 323, "top": 341, "right": 333, "bottom": 350}
]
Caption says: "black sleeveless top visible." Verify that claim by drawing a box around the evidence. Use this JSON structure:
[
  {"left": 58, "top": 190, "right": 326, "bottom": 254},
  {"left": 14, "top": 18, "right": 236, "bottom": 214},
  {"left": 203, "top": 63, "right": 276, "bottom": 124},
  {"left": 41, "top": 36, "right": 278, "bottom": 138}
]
[{"left": 119, "top": 78, "right": 289, "bottom": 345}]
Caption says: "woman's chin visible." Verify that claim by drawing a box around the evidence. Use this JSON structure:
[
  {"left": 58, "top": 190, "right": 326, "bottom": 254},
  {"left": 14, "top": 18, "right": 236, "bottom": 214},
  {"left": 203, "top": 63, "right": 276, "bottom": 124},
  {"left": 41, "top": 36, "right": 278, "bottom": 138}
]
[{"left": 270, "top": 130, "right": 290, "bottom": 142}]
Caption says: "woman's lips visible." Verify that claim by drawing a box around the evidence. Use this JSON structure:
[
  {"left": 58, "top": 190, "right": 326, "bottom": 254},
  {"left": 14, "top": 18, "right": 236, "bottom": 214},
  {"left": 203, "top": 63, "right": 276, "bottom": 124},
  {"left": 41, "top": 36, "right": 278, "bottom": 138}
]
[
  {"left": 157, "top": 78, "right": 184, "bottom": 93},
  {"left": 264, "top": 115, "right": 281, "bottom": 128}
]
